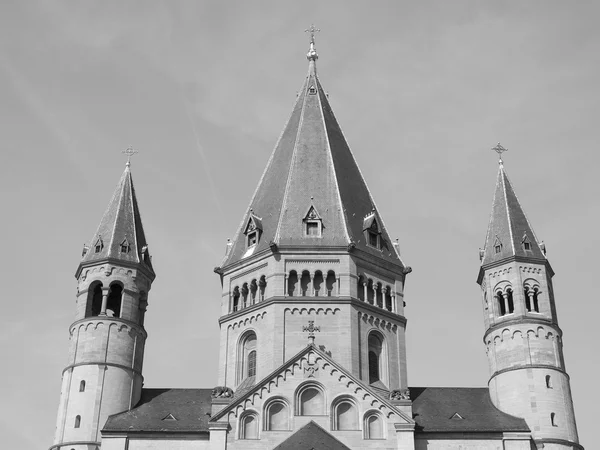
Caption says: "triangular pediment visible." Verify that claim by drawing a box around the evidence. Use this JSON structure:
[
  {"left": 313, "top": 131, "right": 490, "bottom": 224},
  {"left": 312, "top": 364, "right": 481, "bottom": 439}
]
[
  {"left": 210, "top": 344, "right": 413, "bottom": 426},
  {"left": 304, "top": 205, "right": 321, "bottom": 221}
]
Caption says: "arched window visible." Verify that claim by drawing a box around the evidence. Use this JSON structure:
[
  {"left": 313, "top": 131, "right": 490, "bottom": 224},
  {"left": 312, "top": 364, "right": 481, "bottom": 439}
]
[
  {"left": 367, "top": 279, "right": 375, "bottom": 304},
  {"left": 546, "top": 375, "right": 552, "bottom": 389},
  {"left": 296, "top": 384, "right": 325, "bottom": 416},
  {"left": 264, "top": 399, "right": 289, "bottom": 431},
  {"left": 313, "top": 271, "right": 324, "bottom": 296},
  {"left": 496, "top": 291, "right": 506, "bottom": 316},
  {"left": 87, "top": 282, "right": 103, "bottom": 317},
  {"left": 232, "top": 286, "right": 240, "bottom": 312},
  {"left": 259, "top": 275, "right": 267, "bottom": 301},
  {"left": 551, "top": 412, "right": 557, "bottom": 427},
  {"left": 368, "top": 332, "right": 385, "bottom": 385},
  {"left": 250, "top": 279, "right": 258, "bottom": 305},
  {"left": 74, "top": 415, "right": 81, "bottom": 428},
  {"left": 239, "top": 332, "right": 257, "bottom": 382},
  {"left": 533, "top": 288, "right": 540, "bottom": 312},
  {"left": 300, "top": 271, "right": 310, "bottom": 296},
  {"left": 332, "top": 398, "right": 358, "bottom": 430},
  {"left": 240, "top": 412, "right": 259, "bottom": 439},
  {"left": 79, "top": 380, "right": 85, "bottom": 392},
  {"left": 106, "top": 284, "right": 122, "bottom": 318},
  {"left": 247, "top": 350, "right": 257, "bottom": 377},
  {"left": 364, "top": 412, "right": 384, "bottom": 439},
  {"left": 376, "top": 283, "right": 383, "bottom": 308},
  {"left": 506, "top": 289, "right": 514, "bottom": 314},
  {"left": 326, "top": 271, "right": 336, "bottom": 297},
  {"left": 241, "top": 283, "right": 249, "bottom": 308},
  {"left": 385, "top": 287, "right": 393, "bottom": 312},
  {"left": 357, "top": 276, "right": 365, "bottom": 301},
  {"left": 288, "top": 271, "right": 298, "bottom": 296},
  {"left": 524, "top": 287, "right": 531, "bottom": 312}
]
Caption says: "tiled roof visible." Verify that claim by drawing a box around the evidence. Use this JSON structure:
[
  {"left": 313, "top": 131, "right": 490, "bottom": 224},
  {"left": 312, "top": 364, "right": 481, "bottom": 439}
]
[
  {"left": 481, "top": 163, "right": 546, "bottom": 267},
  {"left": 220, "top": 54, "right": 405, "bottom": 270},
  {"left": 272, "top": 421, "right": 351, "bottom": 450},
  {"left": 410, "top": 387, "right": 530, "bottom": 433},
  {"left": 79, "top": 163, "right": 154, "bottom": 274},
  {"left": 103, "top": 388, "right": 212, "bottom": 433}
]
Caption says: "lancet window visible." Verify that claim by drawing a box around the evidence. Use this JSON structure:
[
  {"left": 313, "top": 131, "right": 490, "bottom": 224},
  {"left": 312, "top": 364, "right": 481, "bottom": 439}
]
[{"left": 368, "top": 332, "right": 386, "bottom": 385}]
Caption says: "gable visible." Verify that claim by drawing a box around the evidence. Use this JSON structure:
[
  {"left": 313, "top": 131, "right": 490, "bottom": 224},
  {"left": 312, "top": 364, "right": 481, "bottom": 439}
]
[{"left": 210, "top": 345, "right": 412, "bottom": 447}]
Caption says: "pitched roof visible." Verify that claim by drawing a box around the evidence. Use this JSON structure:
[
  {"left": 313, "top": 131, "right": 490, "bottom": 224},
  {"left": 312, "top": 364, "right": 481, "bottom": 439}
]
[
  {"left": 103, "top": 388, "right": 212, "bottom": 434},
  {"left": 481, "top": 163, "right": 546, "bottom": 267},
  {"left": 220, "top": 48, "right": 404, "bottom": 270},
  {"left": 78, "top": 162, "right": 154, "bottom": 275},
  {"left": 272, "top": 421, "right": 352, "bottom": 450},
  {"left": 410, "top": 387, "right": 530, "bottom": 433}
]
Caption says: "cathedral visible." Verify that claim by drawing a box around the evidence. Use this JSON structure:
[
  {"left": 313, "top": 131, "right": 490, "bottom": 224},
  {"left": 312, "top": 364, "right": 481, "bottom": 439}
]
[{"left": 50, "top": 36, "right": 583, "bottom": 450}]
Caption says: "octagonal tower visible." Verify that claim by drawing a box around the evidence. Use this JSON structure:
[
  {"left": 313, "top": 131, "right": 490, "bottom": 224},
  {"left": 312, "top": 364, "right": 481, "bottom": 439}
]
[{"left": 213, "top": 42, "right": 411, "bottom": 401}]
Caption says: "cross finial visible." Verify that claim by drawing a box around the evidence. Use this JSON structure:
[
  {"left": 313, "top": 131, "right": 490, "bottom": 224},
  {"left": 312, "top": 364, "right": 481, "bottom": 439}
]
[
  {"left": 122, "top": 146, "right": 139, "bottom": 167},
  {"left": 303, "top": 320, "right": 320, "bottom": 345},
  {"left": 305, "top": 24, "right": 320, "bottom": 45},
  {"left": 305, "top": 24, "right": 320, "bottom": 61},
  {"left": 492, "top": 143, "right": 507, "bottom": 166}
]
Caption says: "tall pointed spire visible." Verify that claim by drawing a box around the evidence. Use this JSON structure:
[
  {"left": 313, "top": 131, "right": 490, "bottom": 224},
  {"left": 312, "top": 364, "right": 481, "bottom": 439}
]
[
  {"left": 79, "top": 161, "right": 154, "bottom": 273},
  {"left": 220, "top": 34, "right": 404, "bottom": 270},
  {"left": 481, "top": 149, "right": 546, "bottom": 266}
]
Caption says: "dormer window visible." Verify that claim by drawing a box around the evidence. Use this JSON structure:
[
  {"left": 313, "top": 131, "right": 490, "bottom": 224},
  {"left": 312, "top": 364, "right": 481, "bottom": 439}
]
[
  {"left": 363, "top": 213, "right": 381, "bottom": 250},
  {"left": 303, "top": 206, "right": 323, "bottom": 238},
  {"left": 493, "top": 236, "right": 502, "bottom": 254},
  {"left": 308, "top": 85, "right": 317, "bottom": 95},
  {"left": 244, "top": 212, "right": 263, "bottom": 248},
  {"left": 522, "top": 233, "right": 532, "bottom": 251},
  {"left": 94, "top": 237, "right": 103, "bottom": 253},
  {"left": 120, "top": 238, "right": 130, "bottom": 254}
]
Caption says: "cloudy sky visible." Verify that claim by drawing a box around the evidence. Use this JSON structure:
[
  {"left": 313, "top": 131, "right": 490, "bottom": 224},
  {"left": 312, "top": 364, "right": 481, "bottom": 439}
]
[{"left": 1, "top": 1, "right": 597, "bottom": 448}]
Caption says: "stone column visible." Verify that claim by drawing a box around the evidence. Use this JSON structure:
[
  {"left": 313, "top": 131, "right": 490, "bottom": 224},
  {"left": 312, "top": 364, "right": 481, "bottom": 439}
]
[
  {"left": 363, "top": 282, "right": 368, "bottom": 301},
  {"left": 99, "top": 288, "right": 110, "bottom": 315},
  {"left": 284, "top": 275, "right": 288, "bottom": 297}
]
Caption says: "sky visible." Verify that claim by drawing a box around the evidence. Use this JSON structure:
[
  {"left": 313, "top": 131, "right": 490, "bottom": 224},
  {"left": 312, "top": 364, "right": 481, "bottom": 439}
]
[{"left": 0, "top": 1, "right": 598, "bottom": 448}]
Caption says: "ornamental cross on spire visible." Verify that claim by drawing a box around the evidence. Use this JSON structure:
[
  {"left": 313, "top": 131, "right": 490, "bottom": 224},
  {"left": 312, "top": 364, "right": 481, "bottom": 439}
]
[
  {"left": 122, "top": 146, "right": 139, "bottom": 166},
  {"left": 303, "top": 320, "right": 320, "bottom": 344},
  {"left": 305, "top": 24, "right": 320, "bottom": 45},
  {"left": 492, "top": 143, "right": 508, "bottom": 165}
]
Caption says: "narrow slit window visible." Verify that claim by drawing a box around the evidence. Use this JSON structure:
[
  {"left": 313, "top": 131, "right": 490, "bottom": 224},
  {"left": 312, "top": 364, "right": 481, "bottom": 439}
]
[
  {"left": 79, "top": 380, "right": 85, "bottom": 392},
  {"left": 74, "top": 415, "right": 81, "bottom": 428}
]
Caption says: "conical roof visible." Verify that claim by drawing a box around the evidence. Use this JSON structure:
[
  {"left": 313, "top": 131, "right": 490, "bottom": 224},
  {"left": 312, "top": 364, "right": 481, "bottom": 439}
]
[
  {"left": 221, "top": 46, "right": 403, "bottom": 270},
  {"left": 79, "top": 162, "right": 154, "bottom": 274},
  {"left": 481, "top": 162, "right": 546, "bottom": 266}
]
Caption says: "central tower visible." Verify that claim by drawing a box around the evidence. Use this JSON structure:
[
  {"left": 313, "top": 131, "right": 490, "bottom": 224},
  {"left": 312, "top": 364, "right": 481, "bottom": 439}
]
[{"left": 214, "top": 37, "right": 411, "bottom": 399}]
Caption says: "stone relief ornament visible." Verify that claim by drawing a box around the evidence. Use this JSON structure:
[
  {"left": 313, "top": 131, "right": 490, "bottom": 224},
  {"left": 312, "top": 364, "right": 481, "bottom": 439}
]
[
  {"left": 211, "top": 386, "right": 234, "bottom": 398},
  {"left": 390, "top": 388, "right": 410, "bottom": 401}
]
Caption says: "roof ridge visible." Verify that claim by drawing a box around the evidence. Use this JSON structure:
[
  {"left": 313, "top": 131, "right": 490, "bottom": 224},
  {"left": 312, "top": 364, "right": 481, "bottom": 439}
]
[
  {"left": 273, "top": 75, "right": 310, "bottom": 244},
  {"left": 315, "top": 77, "right": 351, "bottom": 245},
  {"left": 500, "top": 166, "right": 516, "bottom": 256}
]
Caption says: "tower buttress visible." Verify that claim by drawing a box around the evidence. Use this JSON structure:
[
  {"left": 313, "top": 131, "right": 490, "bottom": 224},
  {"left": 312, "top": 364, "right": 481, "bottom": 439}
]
[
  {"left": 477, "top": 153, "right": 581, "bottom": 450},
  {"left": 51, "top": 161, "right": 156, "bottom": 450}
]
